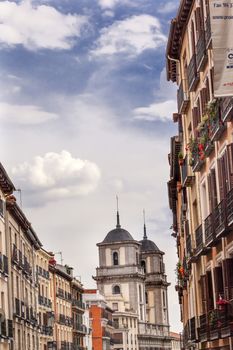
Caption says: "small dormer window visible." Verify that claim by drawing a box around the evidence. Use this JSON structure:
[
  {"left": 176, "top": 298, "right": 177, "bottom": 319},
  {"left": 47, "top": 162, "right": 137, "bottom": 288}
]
[
  {"left": 113, "top": 285, "right": 121, "bottom": 294},
  {"left": 113, "top": 251, "right": 119, "bottom": 266}
]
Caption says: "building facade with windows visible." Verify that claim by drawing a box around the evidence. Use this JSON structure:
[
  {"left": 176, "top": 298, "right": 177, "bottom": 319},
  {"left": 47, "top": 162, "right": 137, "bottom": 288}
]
[
  {"left": 49, "top": 262, "right": 74, "bottom": 350},
  {"left": 36, "top": 248, "right": 54, "bottom": 350},
  {"left": 72, "top": 278, "right": 86, "bottom": 350},
  {"left": 0, "top": 164, "right": 15, "bottom": 349},
  {"left": 6, "top": 192, "right": 42, "bottom": 350},
  {"left": 167, "top": 1, "right": 233, "bottom": 349},
  {"left": 94, "top": 212, "right": 171, "bottom": 350}
]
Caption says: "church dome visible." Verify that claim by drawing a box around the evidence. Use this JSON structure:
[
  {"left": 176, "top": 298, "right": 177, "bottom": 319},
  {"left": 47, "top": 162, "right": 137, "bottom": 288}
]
[
  {"left": 139, "top": 215, "right": 161, "bottom": 253},
  {"left": 101, "top": 209, "right": 135, "bottom": 244},
  {"left": 140, "top": 238, "right": 160, "bottom": 253},
  {"left": 102, "top": 227, "right": 135, "bottom": 243}
]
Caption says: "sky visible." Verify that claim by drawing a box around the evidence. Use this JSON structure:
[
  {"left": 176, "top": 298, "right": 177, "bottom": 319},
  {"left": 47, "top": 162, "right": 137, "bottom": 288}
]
[{"left": 0, "top": 0, "right": 182, "bottom": 332}]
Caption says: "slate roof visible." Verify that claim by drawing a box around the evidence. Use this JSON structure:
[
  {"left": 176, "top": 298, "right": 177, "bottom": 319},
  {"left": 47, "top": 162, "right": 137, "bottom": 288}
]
[{"left": 102, "top": 227, "right": 135, "bottom": 243}]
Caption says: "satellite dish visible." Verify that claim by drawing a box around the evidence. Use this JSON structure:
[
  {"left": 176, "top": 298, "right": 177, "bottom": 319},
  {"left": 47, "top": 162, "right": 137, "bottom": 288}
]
[{"left": 0, "top": 309, "right": 5, "bottom": 322}]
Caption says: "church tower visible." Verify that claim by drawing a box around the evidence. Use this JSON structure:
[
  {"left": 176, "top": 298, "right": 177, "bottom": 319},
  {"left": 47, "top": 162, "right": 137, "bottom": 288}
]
[
  {"left": 139, "top": 213, "right": 170, "bottom": 334},
  {"left": 94, "top": 208, "right": 172, "bottom": 350}
]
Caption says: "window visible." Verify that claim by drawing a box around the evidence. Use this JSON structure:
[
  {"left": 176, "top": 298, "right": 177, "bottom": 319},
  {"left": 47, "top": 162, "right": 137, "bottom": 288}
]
[
  {"left": 141, "top": 260, "right": 146, "bottom": 273},
  {"left": 112, "top": 303, "right": 118, "bottom": 311},
  {"left": 113, "top": 252, "right": 119, "bottom": 266},
  {"left": 113, "top": 285, "right": 121, "bottom": 294},
  {"left": 145, "top": 292, "right": 148, "bottom": 304}
]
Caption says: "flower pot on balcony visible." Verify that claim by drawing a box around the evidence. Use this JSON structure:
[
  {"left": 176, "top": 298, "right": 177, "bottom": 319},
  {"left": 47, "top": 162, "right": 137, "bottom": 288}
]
[{"left": 179, "top": 159, "right": 184, "bottom": 166}]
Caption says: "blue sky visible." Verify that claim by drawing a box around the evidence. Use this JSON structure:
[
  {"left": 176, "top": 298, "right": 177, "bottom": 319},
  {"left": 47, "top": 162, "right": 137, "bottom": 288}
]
[{"left": 0, "top": 0, "right": 182, "bottom": 331}]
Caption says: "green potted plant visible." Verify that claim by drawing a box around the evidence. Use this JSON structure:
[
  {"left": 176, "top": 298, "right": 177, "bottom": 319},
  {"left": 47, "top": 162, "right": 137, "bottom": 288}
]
[{"left": 178, "top": 151, "right": 184, "bottom": 165}]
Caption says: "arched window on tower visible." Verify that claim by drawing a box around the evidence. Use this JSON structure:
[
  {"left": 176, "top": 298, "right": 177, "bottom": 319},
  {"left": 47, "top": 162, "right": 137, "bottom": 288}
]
[
  {"left": 113, "top": 285, "right": 121, "bottom": 294},
  {"left": 113, "top": 251, "right": 119, "bottom": 266},
  {"left": 141, "top": 260, "right": 146, "bottom": 273},
  {"left": 136, "top": 252, "right": 139, "bottom": 265}
]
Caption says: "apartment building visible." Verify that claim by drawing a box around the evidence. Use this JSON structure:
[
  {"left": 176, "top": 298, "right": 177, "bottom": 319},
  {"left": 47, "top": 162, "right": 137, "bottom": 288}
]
[
  {"left": 167, "top": 1, "right": 233, "bottom": 350},
  {"left": 6, "top": 192, "right": 42, "bottom": 349},
  {"left": 72, "top": 278, "right": 86, "bottom": 350},
  {"left": 49, "top": 262, "right": 73, "bottom": 350},
  {"left": 83, "top": 290, "right": 114, "bottom": 350},
  {"left": 0, "top": 164, "right": 15, "bottom": 349},
  {"left": 36, "top": 248, "right": 54, "bottom": 350}
]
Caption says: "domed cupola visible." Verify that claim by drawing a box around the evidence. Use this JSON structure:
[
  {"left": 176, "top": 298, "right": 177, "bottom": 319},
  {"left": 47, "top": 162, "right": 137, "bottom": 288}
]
[{"left": 101, "top": 209, "right": 135, "bottom": 244}]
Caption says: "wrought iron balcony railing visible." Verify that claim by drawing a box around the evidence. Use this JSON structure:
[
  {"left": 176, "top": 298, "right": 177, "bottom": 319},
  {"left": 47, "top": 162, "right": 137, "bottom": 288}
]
[
  {"left": 196, "top": 31, "right": 207, "bottom": 72},
  {"left": 187, "top": 53, "right": 199, "bottom": 91},
  {"left": 195, "top": 224, "right": 204, "bottom": 256},
  {"left": 204, "top": 213, "right": 215, "bottom": 247},
  {"left": 177, "top": 80, "right": 189, "bottom": 114}
]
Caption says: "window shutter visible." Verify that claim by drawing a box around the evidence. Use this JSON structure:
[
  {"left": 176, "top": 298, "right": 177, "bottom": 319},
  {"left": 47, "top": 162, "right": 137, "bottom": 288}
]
[
  {"left": 195, "top": 8, "right": 202, "bottom": 39},
  {"left": 200, "top": 275, "right": 208, "bottom": 313},
  {"left": 223, "top": 152, "right": 229, "bottom": 195},
  {"left": 214, "top": 265, "right": 224, "bottom": 300},
  {"left": 192, "top": 107, "right": 199, "bottom": 136},
  {"left": 211, "top": 168, "right": 218, "bottom": 210},
  {"left": 218, "top": 158, "right": 225, "bottom": 201},
  {"left": 222, "top": 258, "right": 233, "bottom": 299},
  {"left": 200, "top": 1, "right": 205, "bottom": 30},
  {"left": 227, "top": 143, "right": 233, "bottom": 190},
  {"left": 207, "top": 173, "right": 213, "bottom": 212},
  {"left": 191, "top": 20, "right": 196, "bottom": 55},
  {"left": 206, "top": 77, "right": 210, "bottom": 103},
  {"left": 197, "top": 98, "right": 201, "bottom": 123},
  {"left": 210, "top": 67, "right": 214, "bottom": 97},
  {"left": 207, "top": 270, "right": 214, "bottom": 310}
]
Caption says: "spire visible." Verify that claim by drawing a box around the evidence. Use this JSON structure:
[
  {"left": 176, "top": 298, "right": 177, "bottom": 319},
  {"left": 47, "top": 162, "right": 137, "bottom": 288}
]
[
  {"left": 143, "top": 209, "right": 147, "bottom": 240},
  {"left": 116, "top": 195, "right": 121, "bottom": 228}
]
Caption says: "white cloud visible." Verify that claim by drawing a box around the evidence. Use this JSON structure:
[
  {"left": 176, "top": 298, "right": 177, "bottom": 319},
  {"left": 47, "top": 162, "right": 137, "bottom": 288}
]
[
  {"left": 133, "top": 100, "right": 177, "bottom": 122},
  {"left": 12, "top": 151, "right": 101, "bottom": 202},
  {"left": 158, "top": 1, "right": 178, "bottom": 14},
  {"left": 0, "top": 102, "right": 59, "bottom": 124},
  {"left": 0, "top": 0, "right": 87, "bottom": 50},
  {"left": 91, "top": 14, "right": 166, "bottom": 57},
  {"left": 98, "top": 0, "right": 131, "bottom": 9}
]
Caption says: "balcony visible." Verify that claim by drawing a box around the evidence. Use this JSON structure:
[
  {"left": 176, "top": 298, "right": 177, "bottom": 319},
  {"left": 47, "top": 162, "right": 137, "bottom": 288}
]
[
  {"left": 41, "top": 325, "right": 53, "bottom": 336},
  {"left": 72, "top": 299, "right": 85, "bottom": 310},
  {"left": 181, "top": 156, "right": 194, "bottom": 187},
  {"left": 0, "top": 321, "right": 15, "bottom": 341},
  {"left": 195, "top": 224, "right": 204, "bottom": 256},
  {"left": 12, "top": 244, "right": 18, "bottom": 264},
  {"left": 226, "top": 188, "right": 233, "bottom": 227},
  {"left": 38, "top": 295, "right": 52, "bottom": 308},
  {"left": 205, "top": 15, "right": 212, "bottom": 48},
  {"left": 187, "top": 53, "right": 199, "bottom": 91},
  {"left": 23, "top": 256, "right": 32, "bottom": 277},
  {"left": 196, "top": 31, "right": 207, "bottom": 72},
  {"left": 192, "top": 150, "right": 205, "bottom": 173},
  {"left": 214, "top": 200, "right": 227, "bottom": 239},
  {"left": 177, "top": 80, "right": 189, "bottom": 114},
  {"left": 59, "top": 314, "right": 72, "bottom": 327},
  {"left": 37, "top": 265, "right": 50, "bottom": 279},
  {"left": 221, "top": 97, "right": 233, "bottom": 122},
  {"left": 198, "top": 314, "right": 208, "bottom": 342},
  {"left": 60, "top": 341, "right": 73, "bottom": 350},
  {"left": 204, "top": 213, "right": 215, "bottom": 247},
  {"left": 57, "top": 288, "right": 72, "bottom": 302},
  {"left": 0, "top": 253, "right": 8, "bottom": 276},
  {"left": 189, "top": 317, "right": 196, "bottom": 341},
  {"left": 15, "top": 298, "right": 21, "bottom": 317},
  {"left": 209, "top": 114, "right": 226, "bottom": 142},
  {"left": 73, "top": 323, "right": 87, "bottom": 333}
]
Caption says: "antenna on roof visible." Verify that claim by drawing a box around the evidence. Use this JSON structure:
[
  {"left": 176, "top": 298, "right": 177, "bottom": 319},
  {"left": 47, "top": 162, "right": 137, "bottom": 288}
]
[
  {"left": 116, "top": 195, "right": 121, "bottom": 228},
  {"left": 143, "top": 209, "right": 147, "bottom": 240}
]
